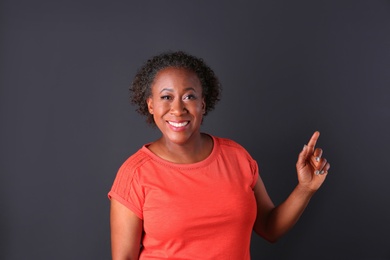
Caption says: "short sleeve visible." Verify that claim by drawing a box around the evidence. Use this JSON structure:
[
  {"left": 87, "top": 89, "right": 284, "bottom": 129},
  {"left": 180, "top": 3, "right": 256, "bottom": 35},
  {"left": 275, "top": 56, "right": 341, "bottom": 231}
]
[
  {"left": 250, "top": 158, "right": 259, "bottom": 189},
  {"left": 108, "top": 160, "right": 144, "bottom": 219}
]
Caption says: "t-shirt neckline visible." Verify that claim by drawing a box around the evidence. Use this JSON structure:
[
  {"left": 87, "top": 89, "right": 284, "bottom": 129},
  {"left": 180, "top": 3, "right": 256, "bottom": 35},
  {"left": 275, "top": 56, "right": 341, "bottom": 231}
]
[{"left": 141, "top": 134, "right": 219, "bottom": 170}]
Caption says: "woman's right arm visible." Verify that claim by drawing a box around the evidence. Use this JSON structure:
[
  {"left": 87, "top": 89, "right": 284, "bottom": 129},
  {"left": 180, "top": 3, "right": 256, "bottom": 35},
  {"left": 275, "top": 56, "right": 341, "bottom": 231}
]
[{"left": 110, "top": 199, "right": 143, "bottom": 260}]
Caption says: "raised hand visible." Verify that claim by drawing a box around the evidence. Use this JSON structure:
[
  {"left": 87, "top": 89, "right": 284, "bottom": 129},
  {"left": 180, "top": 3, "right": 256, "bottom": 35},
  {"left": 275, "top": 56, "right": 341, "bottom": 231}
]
[{"left": 296, "top": 131, "right": 330, "bottom": 191}]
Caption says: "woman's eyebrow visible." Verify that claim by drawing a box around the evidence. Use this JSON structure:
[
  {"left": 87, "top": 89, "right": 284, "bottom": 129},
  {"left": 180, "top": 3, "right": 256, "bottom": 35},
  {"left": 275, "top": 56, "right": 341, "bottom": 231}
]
[
  {"left": 159, "top": 87, "right": 197, "bottom": 93},
  {"left": 159, "top": 88, "right": 173, "bottom": 93}
]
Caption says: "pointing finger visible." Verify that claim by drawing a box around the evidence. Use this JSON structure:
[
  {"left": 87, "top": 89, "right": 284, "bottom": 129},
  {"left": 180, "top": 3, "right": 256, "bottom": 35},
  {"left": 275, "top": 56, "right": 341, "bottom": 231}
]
[{"left": 306, "top": 131, "right": 320, "bottom": 154}]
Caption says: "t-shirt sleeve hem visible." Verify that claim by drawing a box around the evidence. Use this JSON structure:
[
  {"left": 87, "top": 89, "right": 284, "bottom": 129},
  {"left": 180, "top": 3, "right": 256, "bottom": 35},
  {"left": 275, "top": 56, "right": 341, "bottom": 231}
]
[
  {"left": 108, "top": 191, "right": 143, "bottom": 219},
  {"left": 251, "top": 168, "right": 260, "bottom": 189}
]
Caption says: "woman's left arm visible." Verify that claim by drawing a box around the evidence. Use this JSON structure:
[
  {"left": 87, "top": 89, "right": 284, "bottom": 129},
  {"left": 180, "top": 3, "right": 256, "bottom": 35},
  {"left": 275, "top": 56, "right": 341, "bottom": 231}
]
[{"left": 253, "top": 131, "right": 330, "bottom": 243}]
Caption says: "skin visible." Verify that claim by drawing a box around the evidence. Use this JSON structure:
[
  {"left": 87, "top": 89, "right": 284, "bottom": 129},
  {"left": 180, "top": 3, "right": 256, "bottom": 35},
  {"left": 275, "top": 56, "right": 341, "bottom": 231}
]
[
  {"left": 146, "top": 67, "right": 212, "bottom": 164},
  {"left": 253, "top": 131, "right": 330, "bottom": 242},
  {"left": 110, "top": 67, "right": 330, "bottom": 258},
  {"left": 110, "top": 199, "right": 142, "bottom": 260}
]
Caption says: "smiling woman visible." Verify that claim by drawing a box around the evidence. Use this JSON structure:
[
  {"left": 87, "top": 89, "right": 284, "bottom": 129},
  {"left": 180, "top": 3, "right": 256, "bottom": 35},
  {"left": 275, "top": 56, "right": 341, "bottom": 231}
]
[
  {"left": 107, "top": 51, "right": 330, "bottom": 260},
  {"left": 146, "top": 67, "right": 210, "bottom": 163},
  {"left": 129, "top": 51, "right": 221, "bottom": 125}
]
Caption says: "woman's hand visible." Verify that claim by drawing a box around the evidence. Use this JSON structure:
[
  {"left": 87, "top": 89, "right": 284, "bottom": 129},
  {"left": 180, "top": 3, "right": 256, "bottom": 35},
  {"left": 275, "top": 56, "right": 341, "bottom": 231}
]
[{"left": 296, "top": 131, "right": 330, "bottom": 192}]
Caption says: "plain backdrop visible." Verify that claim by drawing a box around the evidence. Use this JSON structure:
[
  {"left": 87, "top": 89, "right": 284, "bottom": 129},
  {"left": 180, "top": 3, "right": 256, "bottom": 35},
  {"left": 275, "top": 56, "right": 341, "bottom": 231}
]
[{"left": 1, "top": 0, "right": 390, "bottom": 259}]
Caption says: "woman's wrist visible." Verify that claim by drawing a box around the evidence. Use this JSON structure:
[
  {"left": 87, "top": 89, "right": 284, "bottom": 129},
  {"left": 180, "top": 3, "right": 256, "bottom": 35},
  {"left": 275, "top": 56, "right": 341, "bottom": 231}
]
[{"left": 295, "top": 183, "right": 317, "bottom": 197}]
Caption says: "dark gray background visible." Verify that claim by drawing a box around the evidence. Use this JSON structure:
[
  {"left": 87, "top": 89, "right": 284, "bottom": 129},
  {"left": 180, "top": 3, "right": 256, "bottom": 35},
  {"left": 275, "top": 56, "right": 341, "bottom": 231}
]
[{"left": 1, "top": 0, "right": 389, "bottom": 259}]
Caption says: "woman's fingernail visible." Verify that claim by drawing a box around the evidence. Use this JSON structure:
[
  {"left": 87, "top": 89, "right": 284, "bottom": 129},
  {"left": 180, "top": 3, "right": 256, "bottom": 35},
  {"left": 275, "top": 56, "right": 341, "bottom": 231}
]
[
  {"left": 315, "top": 170, "right": 320, "bottom": 175},
  {"left": 315, "top": 157, "right": 320, "bottom": 162},
  {"left": 320, "top": 170, "right": 325, "bottom": 175},
  {"left": 303, "top": 145, "right": 307, "bottom": 151}
]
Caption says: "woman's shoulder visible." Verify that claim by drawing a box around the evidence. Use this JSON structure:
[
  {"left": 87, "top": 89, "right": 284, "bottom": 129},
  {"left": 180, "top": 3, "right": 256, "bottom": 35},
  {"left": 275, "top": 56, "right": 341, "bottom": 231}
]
[
  {"left": 213, "top": 135, "right": 247, "bottom": 150},
  {"left": 118, "top": 146, "right": 153, "bottom": 174},
  {"left": 211, "top": 135, "right": 258, "bottom": 173},
  {"left": 212, "top": 135, "right": 253, "bottom": 158}
]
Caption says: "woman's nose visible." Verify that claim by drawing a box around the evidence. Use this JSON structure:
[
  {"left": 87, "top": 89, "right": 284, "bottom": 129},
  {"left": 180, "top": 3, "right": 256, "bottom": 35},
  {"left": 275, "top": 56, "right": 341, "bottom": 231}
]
[{"left": 170, "top": 99, "right": 187, "bottom": 115}]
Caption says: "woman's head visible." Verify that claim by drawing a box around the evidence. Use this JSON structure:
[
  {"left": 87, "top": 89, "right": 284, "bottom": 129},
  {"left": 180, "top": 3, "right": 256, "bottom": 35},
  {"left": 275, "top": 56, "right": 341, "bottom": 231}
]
[{"left": 130, "top": 51, "right": 222, "bottom": 125}]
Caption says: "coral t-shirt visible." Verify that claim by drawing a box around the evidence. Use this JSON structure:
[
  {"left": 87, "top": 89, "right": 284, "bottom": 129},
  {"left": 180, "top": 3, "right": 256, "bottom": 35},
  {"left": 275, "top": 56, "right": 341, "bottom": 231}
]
[{"left": 108, "top": 135, "right": 259, "bottom": 259}]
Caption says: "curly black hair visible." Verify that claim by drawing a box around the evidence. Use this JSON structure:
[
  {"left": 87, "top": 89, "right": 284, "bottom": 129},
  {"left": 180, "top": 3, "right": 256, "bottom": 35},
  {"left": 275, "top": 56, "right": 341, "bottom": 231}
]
[{"left": 130, "top": 51, "right": 222, "bottom": 125}]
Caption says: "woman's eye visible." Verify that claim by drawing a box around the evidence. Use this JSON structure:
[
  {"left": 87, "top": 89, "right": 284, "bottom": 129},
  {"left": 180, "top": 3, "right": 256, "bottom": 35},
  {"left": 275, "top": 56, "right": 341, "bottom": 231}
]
[
  {"left": 184, "top": 94, "right": 196, "bottom": 100},
  {"left": 161, "top": 96, "right": 171, "bottom": 100}
]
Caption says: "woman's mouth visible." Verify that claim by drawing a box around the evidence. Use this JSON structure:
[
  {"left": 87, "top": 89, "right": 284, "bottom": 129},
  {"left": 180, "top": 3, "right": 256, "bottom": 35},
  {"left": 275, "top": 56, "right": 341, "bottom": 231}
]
[{"left": 167, "top": 121, "right": 190, "bottom": 127}]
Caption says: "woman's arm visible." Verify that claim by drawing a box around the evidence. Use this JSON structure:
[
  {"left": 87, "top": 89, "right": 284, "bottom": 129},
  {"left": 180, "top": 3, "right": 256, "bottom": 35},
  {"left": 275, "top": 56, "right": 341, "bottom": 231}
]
[
  {"left": 253, "top": 178, "right": 316, "bottom": 243},
  {"left": 110, "top": 199, "right": 143, "bottom": 260},
  {"left": 253, "top": 131, "right": 330, "bottom": 243}
]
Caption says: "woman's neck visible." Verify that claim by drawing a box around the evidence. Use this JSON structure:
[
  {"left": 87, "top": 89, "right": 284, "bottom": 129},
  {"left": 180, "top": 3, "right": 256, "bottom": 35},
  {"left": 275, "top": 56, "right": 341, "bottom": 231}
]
[{"left": 148, "top": 133, "right": 213, "bottom": 164}]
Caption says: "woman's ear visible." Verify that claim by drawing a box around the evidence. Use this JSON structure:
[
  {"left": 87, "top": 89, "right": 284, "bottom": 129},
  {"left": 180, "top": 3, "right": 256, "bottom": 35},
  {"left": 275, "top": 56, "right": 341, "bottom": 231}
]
[{"left": 147, "top": 97, "right": 153, "bottom": 114}]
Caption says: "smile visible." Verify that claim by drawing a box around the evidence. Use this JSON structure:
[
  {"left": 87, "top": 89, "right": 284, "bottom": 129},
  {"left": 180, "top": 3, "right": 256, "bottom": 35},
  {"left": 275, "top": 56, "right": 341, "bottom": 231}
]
[{"left": 168, "top": 121, "right": 189, "bottom": 127}]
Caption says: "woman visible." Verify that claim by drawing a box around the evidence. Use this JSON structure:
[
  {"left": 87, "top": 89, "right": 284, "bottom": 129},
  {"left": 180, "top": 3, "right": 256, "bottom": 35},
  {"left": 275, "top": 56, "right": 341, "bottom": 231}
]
[{"left": 108, "top": 51, "right": 330, "bottom": 259}]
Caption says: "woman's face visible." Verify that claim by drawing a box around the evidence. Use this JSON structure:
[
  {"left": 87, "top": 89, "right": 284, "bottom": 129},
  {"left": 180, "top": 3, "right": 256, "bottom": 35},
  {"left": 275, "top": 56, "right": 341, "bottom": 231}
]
[{"left": 147, "top": 67, "right": 205, "bottom": 146}]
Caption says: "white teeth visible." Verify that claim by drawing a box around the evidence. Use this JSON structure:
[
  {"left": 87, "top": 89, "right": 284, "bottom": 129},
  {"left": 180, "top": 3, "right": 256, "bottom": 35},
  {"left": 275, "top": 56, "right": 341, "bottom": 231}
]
[{"left": 168, "top": 121, "right": 189, "bottom": 127}]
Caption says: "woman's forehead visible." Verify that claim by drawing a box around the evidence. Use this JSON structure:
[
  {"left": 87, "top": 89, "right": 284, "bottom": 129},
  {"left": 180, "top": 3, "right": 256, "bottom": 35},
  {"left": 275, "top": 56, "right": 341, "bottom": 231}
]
[{"left": 152, "top": 67, "right": 202, "bottom": 91}]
